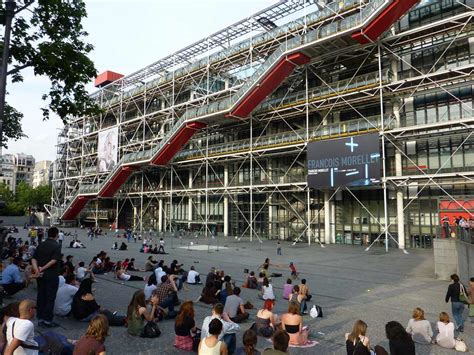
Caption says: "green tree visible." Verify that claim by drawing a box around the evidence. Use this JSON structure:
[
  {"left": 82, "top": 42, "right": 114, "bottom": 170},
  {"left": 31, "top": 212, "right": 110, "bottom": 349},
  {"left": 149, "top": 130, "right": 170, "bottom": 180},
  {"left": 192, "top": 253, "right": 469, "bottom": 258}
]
[{"left": 1, "top": 0, "right": 99, "bottom": 148}]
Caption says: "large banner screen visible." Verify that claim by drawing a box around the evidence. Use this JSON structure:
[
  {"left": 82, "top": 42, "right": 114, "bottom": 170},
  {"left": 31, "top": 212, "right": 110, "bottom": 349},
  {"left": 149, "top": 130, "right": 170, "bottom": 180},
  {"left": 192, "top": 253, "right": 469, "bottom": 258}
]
[
  {"left": 98, "top": 126, "right": 118, "bottom": 172},
  {"left": 307, "top": 133, "right": 381, "bottom": 188}
]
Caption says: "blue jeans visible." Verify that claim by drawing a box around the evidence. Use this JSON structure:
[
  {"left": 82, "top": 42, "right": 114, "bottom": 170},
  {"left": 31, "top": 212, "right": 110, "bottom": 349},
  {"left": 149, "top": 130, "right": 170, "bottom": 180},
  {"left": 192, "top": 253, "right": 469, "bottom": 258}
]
[
  {"left": 159, "top": 296, "right": 175, "bottom": 312},
  {"left": 452, "top": 301, "right": 465, "bottom": 329},
  {"left": 222, "top": 333, "right": 236, "bottom": 354}
]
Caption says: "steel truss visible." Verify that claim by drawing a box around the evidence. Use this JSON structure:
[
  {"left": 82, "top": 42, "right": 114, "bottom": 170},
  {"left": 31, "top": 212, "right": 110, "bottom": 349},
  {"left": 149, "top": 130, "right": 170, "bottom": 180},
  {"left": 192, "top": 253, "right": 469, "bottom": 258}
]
[{"left": 52, "top": 0, "right": 474, "bottom": 249}]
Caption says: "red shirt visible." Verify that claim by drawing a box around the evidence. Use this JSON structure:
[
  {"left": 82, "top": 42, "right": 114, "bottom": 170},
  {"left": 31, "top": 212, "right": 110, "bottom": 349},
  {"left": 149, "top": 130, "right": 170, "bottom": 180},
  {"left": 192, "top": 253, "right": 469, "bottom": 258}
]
[{"left": 290, "top": 264, "right": 296, "bottom": 272}]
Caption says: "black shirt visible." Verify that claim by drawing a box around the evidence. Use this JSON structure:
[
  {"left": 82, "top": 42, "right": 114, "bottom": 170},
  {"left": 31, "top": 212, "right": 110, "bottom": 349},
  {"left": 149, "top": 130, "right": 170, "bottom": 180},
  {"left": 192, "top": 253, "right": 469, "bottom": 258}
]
[
  {"left": 72, "top": 296, "right": 100, "bottom": 320},
  {"left": 175, "top": 316, "right": 195, "bottom": 336},
  {"left": 389, "top": 339, "right": 415, "bottom": 355},
  {"left": 445, "top": 282, "right": 462, "bottom": 303},
  {"left": 346, "top": 340, "right": 370, "bottom": 355},
  {"left": 33, "top": 238, "right": 61, "bottom": 278}
]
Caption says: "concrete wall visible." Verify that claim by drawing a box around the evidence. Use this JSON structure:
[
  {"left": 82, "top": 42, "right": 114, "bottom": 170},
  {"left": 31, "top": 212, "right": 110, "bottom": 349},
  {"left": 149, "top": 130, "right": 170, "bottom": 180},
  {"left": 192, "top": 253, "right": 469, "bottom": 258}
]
[{"left": 433, "top": 239, "right": 474, "bottom": 283}]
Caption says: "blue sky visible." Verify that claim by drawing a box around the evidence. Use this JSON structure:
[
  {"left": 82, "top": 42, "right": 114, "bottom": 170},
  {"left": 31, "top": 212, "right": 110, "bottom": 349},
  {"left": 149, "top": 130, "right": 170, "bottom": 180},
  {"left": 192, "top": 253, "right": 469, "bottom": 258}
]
[{"left": 5, "top": 0, "right": 276, "bottom": 161}]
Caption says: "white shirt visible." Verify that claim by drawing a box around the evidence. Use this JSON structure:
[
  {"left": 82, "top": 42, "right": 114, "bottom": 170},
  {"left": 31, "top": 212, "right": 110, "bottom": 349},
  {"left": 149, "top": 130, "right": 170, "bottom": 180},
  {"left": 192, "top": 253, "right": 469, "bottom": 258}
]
[
  {"left": 144, "top": 284, "right": 157, "bottom": 300},
  {"left": 6, "top": 317, "right": 38, "bottom": 355},
  {"left": 201, "top": 315, "right": 240, "bottom": 341},
  {"left": 76, "top": 267, "right": 86, "bottom": 280},
  {"left": 160, "top": 239, "right": 165, "bottom": 246},
  {"left": 154, "top": 267, "right": 166, "bottom": 284},
  {"left": 436, "top": 321, "right": 456, "bottom": 349},
  {"left": 58, "top": 275, "right": 65, "bottom": 288},
  {"left": 262, "top": 284, "right": 275, "bottom": 300},
  {"left": 118, "top": 273, "right": 131, "bottom": 281},
  {"left": 54, "top": 284, "right": 78, "bottom": 316},
  {"left": 187, "top": 270, "right": 200, "bottom": 284},
  {"left": 58, "top": 232, "right": 64, "bottom": 241}
]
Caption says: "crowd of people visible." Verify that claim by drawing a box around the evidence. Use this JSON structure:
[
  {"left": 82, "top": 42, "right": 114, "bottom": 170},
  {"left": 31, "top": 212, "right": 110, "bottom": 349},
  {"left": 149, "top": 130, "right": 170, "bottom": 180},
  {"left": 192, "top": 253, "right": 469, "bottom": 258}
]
[{"left": 0, "top": 227, "right": 472, "bottom": 355}]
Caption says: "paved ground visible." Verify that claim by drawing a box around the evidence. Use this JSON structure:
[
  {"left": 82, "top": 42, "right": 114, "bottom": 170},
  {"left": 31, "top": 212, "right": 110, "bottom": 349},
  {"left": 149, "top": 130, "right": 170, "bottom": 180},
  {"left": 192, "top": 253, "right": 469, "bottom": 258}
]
[{"left": 7, "top": 228, "right": 473, "bottom": 354}]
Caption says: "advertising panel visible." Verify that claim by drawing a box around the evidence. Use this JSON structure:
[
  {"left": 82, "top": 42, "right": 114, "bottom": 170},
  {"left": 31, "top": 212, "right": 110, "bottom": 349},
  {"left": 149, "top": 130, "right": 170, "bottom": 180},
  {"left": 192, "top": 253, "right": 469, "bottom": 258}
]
[
  {"left": 307, "top": 133, "right": 381, "bottom": 188},
  {"left": 98, "top": 126, "right": 118, "bottom": 172}
]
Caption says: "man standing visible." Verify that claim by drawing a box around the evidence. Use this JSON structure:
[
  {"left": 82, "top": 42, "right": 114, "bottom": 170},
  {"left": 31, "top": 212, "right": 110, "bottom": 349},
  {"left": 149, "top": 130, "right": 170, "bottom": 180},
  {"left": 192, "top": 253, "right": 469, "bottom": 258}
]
[
  {"left": 32, "top": 226, "right": 61, "bottom": 328},
  {"left": 5, "top": 299, "right": 39, "bottom": 355},
  {"left": 58, "top": 230, "right": 64, "bottom": 248}
]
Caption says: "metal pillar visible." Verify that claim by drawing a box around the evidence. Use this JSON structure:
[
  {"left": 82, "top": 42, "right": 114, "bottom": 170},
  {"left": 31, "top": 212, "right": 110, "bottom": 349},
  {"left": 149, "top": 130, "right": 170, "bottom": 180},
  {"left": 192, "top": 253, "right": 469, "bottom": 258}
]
[
  {"left": 188, "top": 169, "right": 193, "bottom": 230},
  {"left": 324, "top": 191, "right": 330, "bottom": 244},
  {"left": 158, "top": 198, "right": 163, "bottom": 232},
  {"left": 224, "top": 165, "right": 229, "bottom": 237}
]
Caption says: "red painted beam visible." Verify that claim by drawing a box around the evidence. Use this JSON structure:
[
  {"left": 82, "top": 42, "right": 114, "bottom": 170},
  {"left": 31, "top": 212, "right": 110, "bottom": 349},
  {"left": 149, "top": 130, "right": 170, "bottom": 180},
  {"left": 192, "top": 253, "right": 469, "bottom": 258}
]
[
  {"left": 352, "top": 0, "right": 419, "bottom": 44},
  {"left": 152, "top": 122, "right": 206, "bottom": 166},
  {"left": 99, "top": 166, "right": 138, "bottom": 198},
  {"left": 61, "top": 196, "right": 93, "bottom": 220},
  {"left": 230, "top": 52, "right": 310, "bottom": 119}
]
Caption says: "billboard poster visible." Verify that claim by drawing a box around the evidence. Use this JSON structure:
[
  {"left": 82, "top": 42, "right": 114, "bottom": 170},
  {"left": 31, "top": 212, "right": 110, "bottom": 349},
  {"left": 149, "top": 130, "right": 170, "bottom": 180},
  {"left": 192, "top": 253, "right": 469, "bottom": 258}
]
[
  {"left": 97, "top": 126, "right": 118, "bottom": 172},
  {"left": 307, "top": 133, "right": 381, "bottom": 188}
]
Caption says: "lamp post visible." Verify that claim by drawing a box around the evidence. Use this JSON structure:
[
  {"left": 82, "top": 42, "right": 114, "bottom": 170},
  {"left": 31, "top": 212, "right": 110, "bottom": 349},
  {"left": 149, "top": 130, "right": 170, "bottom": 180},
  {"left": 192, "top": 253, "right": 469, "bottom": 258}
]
[{"left": 0, "top": 0, "right": 17, "bottom": 152}]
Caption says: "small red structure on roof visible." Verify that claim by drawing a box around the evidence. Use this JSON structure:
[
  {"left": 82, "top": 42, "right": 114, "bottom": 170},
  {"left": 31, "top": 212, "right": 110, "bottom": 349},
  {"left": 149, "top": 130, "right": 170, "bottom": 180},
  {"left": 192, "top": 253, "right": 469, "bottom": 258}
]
[{"left": 94, "top": 71, "right": 124, "bottom": 88}]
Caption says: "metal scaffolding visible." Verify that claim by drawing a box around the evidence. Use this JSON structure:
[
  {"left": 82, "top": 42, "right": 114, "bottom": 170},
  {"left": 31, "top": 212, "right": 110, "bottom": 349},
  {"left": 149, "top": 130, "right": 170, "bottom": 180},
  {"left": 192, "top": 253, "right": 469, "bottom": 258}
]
[{"left": 51, "top": 0, "right": 474, "bottom": 250}]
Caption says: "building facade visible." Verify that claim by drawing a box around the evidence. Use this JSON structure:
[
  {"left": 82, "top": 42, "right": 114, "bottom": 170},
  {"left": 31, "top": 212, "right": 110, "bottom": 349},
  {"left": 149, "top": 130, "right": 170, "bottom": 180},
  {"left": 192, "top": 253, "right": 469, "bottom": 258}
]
[
  {"left": 52, "top": 0, "right": 474, "bottom": 248},
  {"left": 1, "top": 153, "right": 35, "bottom": 192},
  {"left": 33, "top": 160, "right": 52, "bottom": 188}
]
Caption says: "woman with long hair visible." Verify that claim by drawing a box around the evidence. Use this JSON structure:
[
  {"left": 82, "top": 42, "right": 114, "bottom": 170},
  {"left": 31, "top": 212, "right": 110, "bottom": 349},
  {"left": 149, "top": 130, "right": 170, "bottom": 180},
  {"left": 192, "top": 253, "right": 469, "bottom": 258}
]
[
  {"left": 254, "top": 299, "right": 278, "bottom": 338},
  {"left": 280, "top": 301, "right": 309, "bottom": 346},
  {"left": 445, "top": 273, "right": 466, "bottom": 332},
  {"left": 436, "top": 312, "right": 456, "bottom": 349},
  {"left": 200, "top": 281, "right": 219, "bottom": 305},
  {"left": 259, "top": 278, "right": 275, "bottom": 301},
  {"left": 115, "top": 261, "right": 146, "bottom": 282},
  {"left": 73, "top": 314, "right": 109, "bottom": 355},
  {"left": 72, "top": 279, "right": 125, "bottom": 326},
  {"left": 383, "top": 321, "right": 415, "bottom": 355},
  {"left": 235, "top": 329, "right": 260, "bottom": 355},
  {"left": 345, "top": 320, "right": 371, "bottom": 355},
  {"left": 405, "top": 307, "right": 433, "bottom": 344},
  {"left": 174, "top": 301, "right": 199, "bottom": 351},
  {"left": 127, "top": 290, "right": 158, "bottom": 336}
]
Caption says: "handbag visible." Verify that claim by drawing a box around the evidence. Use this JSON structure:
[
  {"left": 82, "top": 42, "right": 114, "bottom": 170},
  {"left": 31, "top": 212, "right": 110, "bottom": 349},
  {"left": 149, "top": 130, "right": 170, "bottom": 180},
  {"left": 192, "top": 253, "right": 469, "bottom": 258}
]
[
  {"left": 459, "top": 284, "right": 469, "bottom": 305},
  {"left": 140, "top": 321, "right": 161, "bottom": 338},
  {"left": 455, "top": 338, "right": 468, "bottom": 352}
]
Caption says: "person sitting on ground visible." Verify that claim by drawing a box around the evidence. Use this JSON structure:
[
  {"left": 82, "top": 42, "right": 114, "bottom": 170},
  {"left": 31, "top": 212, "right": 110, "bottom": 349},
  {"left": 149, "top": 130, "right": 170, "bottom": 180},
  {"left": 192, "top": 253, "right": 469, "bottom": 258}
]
[
  {"left": 127, "top": 290, "right": 159, "bottom": 336},
  {"left": 115, "top": 261, "right": 146, "bottom": 282},
  {"left": 298, "top": 279, "right": 312, "bottom": 302},
  {"left": 345, "top": 319, "right": 372, "bottom": 355},
  {"left": 154, "top": 275, "right": 178, "bottom": 315},
  {"left": 102, "top": 257, "right": 115, "bottom": 273},
  {"left": 280, "top": 302, "right": 309, "bottom": 346},
  {"left": 254, "top": 299, "right": 279, "bottom": 338},
  {"left": 65, "top": 255, "right": 74, "bottom": 273},
  {"left": 170, "top": 259, "right": 184, "bottom": 275},
  {"left": 263, "top": 329, "right": 290, "bottom": 355},
  {"left": 72, "top": 240, "right": 85, "bottom": 248},
  {"left": 214, "top": 270, "right": 225, "bottom": 291},
  {"left": 199, "top": 318, "right": 228, "bottom": 355},
  {"left": 0, "top": 302, "right": 19, "bottom": 353},
  {"left": 220, "top": 276, "right": 234, "bottom": 304},
  {"left": 406, "top": 307, "right": 433, "bottom": 344},
  {"left": 112, "top": 242, "right": 118, "bottom": 250},
  {"left": 72, "top": 279, "right": 125, "bottom": 326},
  {"left": 257, "top": 273, "right": 265, "bottom": 291},
  {"left": 54, "top": 273, "right": 79, "bottom": 317},
  {"left": 1, "top": 257, "right": 27, "bottom": 296},
  {"left": 282, "top": 279, "right": 292, "bottom": 300},
  {"left": 174, "top": 301, "right": 199, "bottom": 351},
  {"left": 206, "top": 267, "right": 217, "bottom": 285},
  {"left": 59, "top": 266, "right": 70, "bottom": 288},
  {"left": 224, "top": 287, "right": 249, "bottom": 323},
  {"left": 122, "top": 259, "right": 130, "bottom": 271},
  {"left": 73, "top": 314, "right": 109, "bottom": 355},
  {"left": 90, "top": 255, "right": 105, "bottom": 275},
  {"left": 119, "top": 242, "right": 127, "bottom": 251},
  {"left": 200, "top": 281, "right": 219, "bottom": 305},
  {"left": 144, "top": 256, "right": 158, "bottom": 272},
  {"left": 186, "top": 265, "right": 201, "bottom": 285},
  {"left": 154, "top": 266, "right": 166, "bottom": 285},
  {"left": 259, "top": 278, "right": 275, "bottom": 302},
  {"left": 436, "top": 312, "right": 456, "bottom": 349},
  {"left": 201, "top": 303, "right": 240, "bottom": 354},
  {"left": 288, "top": 285, "right": 307, "bottom": 315},
  {"left": 374, "top": 321, "right": 415, "bottom": 355},
  {"left": 144, "top": 274, "right": 158, "bottom": 301},
  {"left": 5, "top": 300, "right": 38, "bottom": 355},
  {"left": 235, "top": 329, "right": 260, "bottom": 355},
  {"left": 76, "top": 261, "right": 95, "bottom": 282},
  {"left": 246, "top": 271, "right": 257, "bottom": 289}
]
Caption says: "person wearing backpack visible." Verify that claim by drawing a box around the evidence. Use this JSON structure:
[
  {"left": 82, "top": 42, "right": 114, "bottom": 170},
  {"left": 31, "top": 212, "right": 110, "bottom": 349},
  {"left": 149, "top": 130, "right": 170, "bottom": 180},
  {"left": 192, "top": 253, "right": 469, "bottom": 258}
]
[{"left": 4, "top": 299, "right": 38, "bottom": 355}]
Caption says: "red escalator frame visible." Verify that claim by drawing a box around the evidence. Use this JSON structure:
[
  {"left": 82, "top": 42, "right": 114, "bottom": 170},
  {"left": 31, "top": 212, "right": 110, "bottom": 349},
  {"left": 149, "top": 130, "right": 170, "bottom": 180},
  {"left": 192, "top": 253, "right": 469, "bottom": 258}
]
[
  {"left": 352, "top": 0, "right": 419, "bottom": 44},
  {"left": 61, "top": 196, "right": 93, "bottom": 221},
  {"left": 99, "top": 166, "right": 139, "bottom": 198},
  {"left": 151, "top": 122, "right": 207, "bottom": 166},
  {"left": 229, "top": 52, "right": 310, "bottom": 119}
]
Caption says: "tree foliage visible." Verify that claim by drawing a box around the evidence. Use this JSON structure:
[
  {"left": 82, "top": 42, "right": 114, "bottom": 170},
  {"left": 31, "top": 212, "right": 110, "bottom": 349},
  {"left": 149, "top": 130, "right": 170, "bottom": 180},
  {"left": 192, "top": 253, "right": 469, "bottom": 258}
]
[
  {"left": 1, "top": 0, "right": 99, "bottom": 148},
  {"left": 0, "top": 181, "right": 51, "bottom": 215}
]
